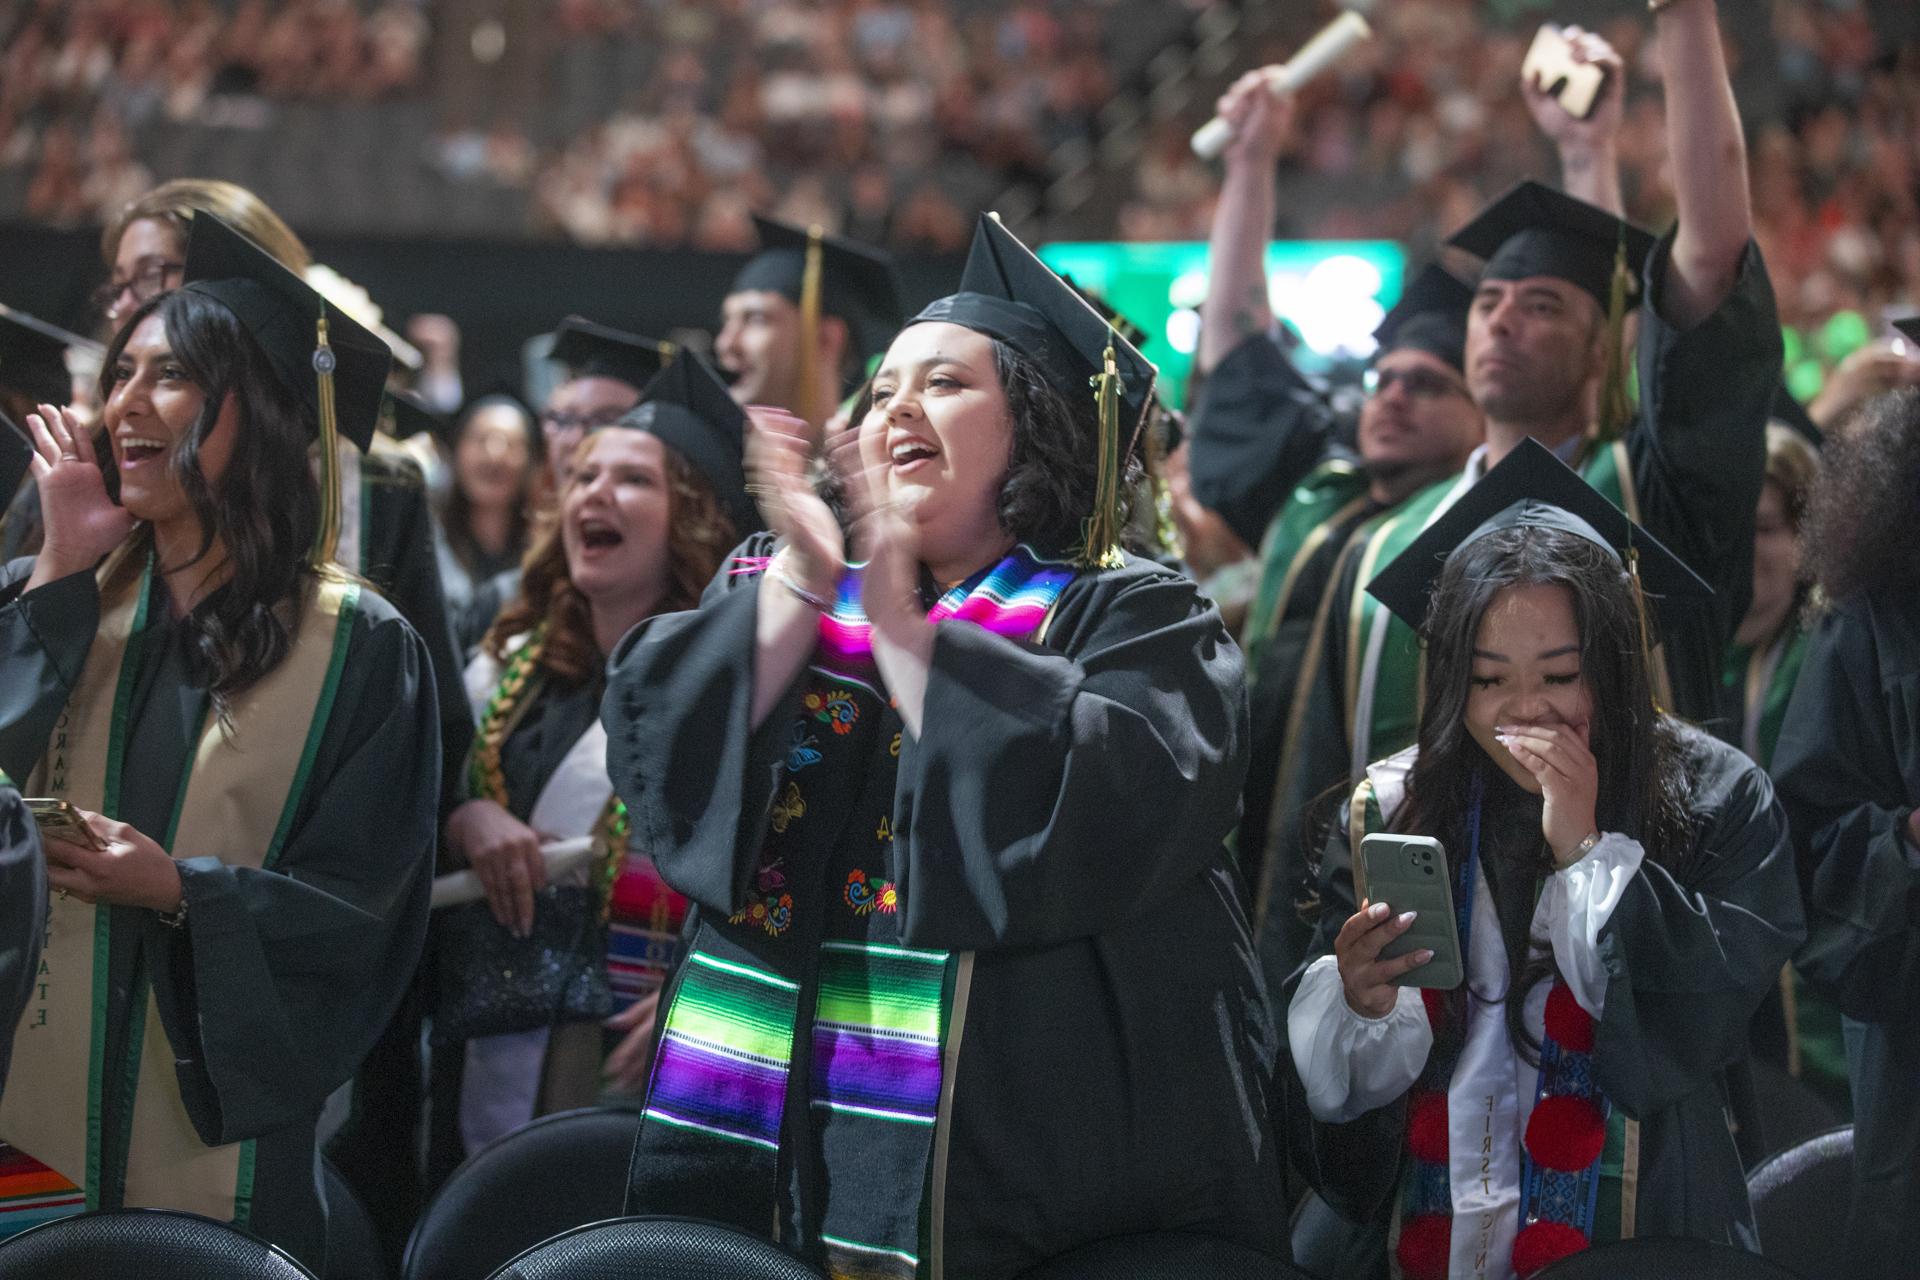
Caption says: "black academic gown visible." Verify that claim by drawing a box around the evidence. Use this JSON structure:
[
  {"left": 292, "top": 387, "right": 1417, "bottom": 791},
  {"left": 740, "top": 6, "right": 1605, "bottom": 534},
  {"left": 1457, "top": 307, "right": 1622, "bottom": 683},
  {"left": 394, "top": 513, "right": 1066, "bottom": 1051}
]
[
  {"left": 1298, "top": 724, "right": 1804, "bottom": 1265},
  {"left": 0, "top": 781, "right": 44, "bottom": 1103},
  {"left": 1769, "top": 593, "right": 1920, "bottom": 1280},
  {"left": 604, "top": 536, "right": 1288, "bottom": 1276},
  {"left": 1266, "top": 234, "right": 1782, "bottom": 1000},
  {"left": 0, "top": 560, "right": 440, "bottom": 1276}
]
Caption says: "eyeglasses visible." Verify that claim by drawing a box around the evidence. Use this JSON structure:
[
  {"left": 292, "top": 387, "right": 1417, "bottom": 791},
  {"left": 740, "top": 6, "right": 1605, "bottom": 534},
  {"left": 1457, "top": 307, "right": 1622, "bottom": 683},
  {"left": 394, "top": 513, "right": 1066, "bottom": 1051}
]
[
  {"left": 1364, "top": 366, "right": 1469, "bottom": 401},
  {"left": 93, "top": 260, "right": 184, "bottom": 320},
  {"left": 540, "top": 408, "right": 632, "bottom": 434}
]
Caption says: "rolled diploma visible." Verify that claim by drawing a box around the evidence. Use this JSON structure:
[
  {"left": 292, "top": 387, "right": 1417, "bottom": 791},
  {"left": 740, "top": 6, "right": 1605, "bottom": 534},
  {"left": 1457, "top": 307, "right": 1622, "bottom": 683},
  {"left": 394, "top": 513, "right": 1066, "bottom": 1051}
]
[
  {"left": 430, "top": 836, "right": 596, "bottom": 909},
  {"left": 1190, "top": 11, "right": 1373, "bottom": 159}
]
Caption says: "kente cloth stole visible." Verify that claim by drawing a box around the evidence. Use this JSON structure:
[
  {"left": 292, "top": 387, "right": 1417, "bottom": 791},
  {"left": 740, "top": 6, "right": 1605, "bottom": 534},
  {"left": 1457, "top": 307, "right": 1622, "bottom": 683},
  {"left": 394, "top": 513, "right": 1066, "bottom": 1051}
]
[
  {"left": 0, "top": 546, "right": 357, "bottom": 1237},
  {"left": 1389, "top": 773, "right": 1625, "bottom": 1280},
  {"left": 630, "top": 546, "right": 1074, "bottom": 1279},
  {"left": 1351, "top": 443, "right": 1635, "bottom": 775},
  {"left": 468, "top": 628, "right": 682, "bottom": 1006}
]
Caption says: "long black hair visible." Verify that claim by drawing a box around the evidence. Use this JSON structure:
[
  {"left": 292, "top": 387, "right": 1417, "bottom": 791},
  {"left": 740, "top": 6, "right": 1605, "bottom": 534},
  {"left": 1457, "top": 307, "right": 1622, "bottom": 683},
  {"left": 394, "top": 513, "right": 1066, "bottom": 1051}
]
[
  {"left": 838, "top": 336, "right": 1142, "bottom": 556},
  {"left": 1390, "top": 524, "right": 1695, "bottom": 1060},
  {"left": 100, "top": 288, "right": 320, "bottom": 718},
  {"left": 440, "top": 394, "right": 538, "bottom": 576}
]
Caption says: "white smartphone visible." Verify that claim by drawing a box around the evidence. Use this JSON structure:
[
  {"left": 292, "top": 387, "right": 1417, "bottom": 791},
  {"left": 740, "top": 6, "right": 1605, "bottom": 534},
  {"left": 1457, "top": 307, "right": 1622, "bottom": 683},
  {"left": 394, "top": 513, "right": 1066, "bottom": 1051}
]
[
  {"left": 1358, "top": 833, "right": 1465, "bottom": 989},
  {"left": 1524, "top": 25, "right": 1609, "bottom": 121}
]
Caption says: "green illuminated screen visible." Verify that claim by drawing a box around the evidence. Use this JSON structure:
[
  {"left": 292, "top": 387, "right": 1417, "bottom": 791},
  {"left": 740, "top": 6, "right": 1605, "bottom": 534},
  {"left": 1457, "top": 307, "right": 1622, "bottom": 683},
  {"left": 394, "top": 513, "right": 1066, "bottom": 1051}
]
[{"left": 1036, "top": 240, "right": 1408, "bottom": 412}]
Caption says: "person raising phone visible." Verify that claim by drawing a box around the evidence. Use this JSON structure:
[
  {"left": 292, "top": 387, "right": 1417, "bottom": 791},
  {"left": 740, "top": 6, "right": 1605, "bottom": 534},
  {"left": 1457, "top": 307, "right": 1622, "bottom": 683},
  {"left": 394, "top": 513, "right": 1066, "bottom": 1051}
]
[{"left": 1287, "top": 441, "right": 1802, "bottom": 1280}]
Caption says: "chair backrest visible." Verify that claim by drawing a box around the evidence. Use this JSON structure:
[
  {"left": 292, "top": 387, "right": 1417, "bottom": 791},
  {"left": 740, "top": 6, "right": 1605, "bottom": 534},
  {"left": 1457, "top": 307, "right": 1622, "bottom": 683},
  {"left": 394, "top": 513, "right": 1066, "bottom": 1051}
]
[
  {"left": 1746, "top": 1124, "right": 1855, "bottom": 1277},
  {"left": 0, "top": 1209, "right": 318, "bottom": 1279},
  {"left": 1014, "top": 1230, "right": 1310, "bottom": 1279},
  {"left": 486, "top": 1216, "right": 827, "bottom": 1280},
  {"left": 401, "top": 1106, "right": 636, "bottom": 1280},
  {"left": 322, "top": 1156, "right": 389, "bottom": 1280},
  {"left": 1534, "top": 1237, "right": 1807, "bottom": 1279}
]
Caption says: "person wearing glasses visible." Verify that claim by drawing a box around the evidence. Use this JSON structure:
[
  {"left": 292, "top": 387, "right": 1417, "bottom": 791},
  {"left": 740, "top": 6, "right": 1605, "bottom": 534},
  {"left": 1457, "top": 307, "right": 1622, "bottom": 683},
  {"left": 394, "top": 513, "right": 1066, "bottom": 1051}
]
[{"left": 536, "top": 317, "right": 673, "bottom": 493}]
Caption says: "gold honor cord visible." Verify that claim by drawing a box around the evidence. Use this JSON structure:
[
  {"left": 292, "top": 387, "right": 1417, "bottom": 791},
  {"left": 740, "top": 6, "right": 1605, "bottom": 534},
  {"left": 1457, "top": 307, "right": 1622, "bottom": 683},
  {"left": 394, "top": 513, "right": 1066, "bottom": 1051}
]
[
  {"left": 796, "top": 225, "right": 826, "bottom": 428},
  {"left": 1077, "top": 337, "right": 1127, "bottom": 570},
  {"left": 312, "top": 315, "right": 342, "bottom": 565},
  {"left": 1627, "top": 545, "right": 1673, "bottom": 712}
]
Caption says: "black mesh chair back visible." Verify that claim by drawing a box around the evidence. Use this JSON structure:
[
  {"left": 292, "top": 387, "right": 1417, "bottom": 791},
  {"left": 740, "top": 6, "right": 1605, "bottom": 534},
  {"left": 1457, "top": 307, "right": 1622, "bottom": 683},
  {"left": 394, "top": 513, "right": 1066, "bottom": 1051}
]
[
  {"left": 0, "top": 1208, "right": 318, "bottom": 1279},
  {"left": 401, "top": 1107, "right": 636, "bottom": 1280},
  {"left": 1744, "top": 1059, "right": 1845, "bottom": 1168},
  {"left": 1534, "top": 1237, "right": 1808, "bottom": 1278},
  {"left": 1747, "top": 1124, "right": 1855, "bottom": 1277},
  {"left": 322, "top": 1157, "right": 388, "bottom": 1280},
  {"left": 486, "top": 1216, "right": 827, "bottom": 1280},
  {"left": 1014, "top": 1231, "right": 1311, "bottom": 1279}
]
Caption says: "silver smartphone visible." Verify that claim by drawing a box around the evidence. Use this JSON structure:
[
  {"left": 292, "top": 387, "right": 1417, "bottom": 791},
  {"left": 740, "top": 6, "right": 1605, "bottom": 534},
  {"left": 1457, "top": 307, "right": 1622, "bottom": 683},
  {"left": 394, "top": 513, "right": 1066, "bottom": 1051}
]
[{"left": 1358, "top": 833, "right": 1465, "bottom": 989}]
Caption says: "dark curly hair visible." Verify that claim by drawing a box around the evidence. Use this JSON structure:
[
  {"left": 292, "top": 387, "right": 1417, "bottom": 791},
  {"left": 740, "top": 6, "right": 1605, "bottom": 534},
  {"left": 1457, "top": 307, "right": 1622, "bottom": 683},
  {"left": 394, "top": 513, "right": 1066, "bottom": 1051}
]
[
  {"left": 98, "top": 288, "right": 321, "bottom": 721},
  {"left": 1389, "top": 525, "right": 1695, "bottom": 1063},
  {"left": 839, "top": 336, "right": 1143, "bottom": 557},
  {"left": 1801, "top": 388, "right": 1920, "bottom": 604}
]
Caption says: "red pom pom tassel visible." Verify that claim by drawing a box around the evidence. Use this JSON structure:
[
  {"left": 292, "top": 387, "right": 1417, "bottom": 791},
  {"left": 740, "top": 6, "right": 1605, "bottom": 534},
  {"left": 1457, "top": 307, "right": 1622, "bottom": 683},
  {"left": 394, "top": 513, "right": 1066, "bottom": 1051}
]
[
  {"left": 1512, "top": 1220, "right": 1590, "bottom": 1276},
  {"left": 1407, "top": 1089, "right": 1450, "bottom": 1165},
  {"left": 1395, "top": 1212, "right": 1452, "bottom": 1280},
  {"left": 1543, "top": 982, "right": 1595, "bottom": 1052},
  {"left": 1524, "top": 1094, "right": 1608, "bottom": 1172}
]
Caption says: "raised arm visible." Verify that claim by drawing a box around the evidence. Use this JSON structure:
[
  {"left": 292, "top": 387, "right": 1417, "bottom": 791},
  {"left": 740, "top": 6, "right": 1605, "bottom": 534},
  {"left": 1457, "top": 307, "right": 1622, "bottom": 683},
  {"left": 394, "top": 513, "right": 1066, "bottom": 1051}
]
[
  {"left": 1524, "top": 25, "right": 1626, "bottom": 215},
  {"left": 1653, "top": 0, "right": 1752, "bottom": 327},
  {"left": 1197, "top": 71, "right": 1296, "bottom": 376}
]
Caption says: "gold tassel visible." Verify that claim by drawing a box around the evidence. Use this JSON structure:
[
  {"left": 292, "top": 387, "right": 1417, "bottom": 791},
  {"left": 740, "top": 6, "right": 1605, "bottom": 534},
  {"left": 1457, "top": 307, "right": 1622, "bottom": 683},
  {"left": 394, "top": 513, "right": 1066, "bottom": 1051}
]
[
  {"left": 1592, "top": 229, "right": 1636, "bottom": 444},
  {"left": 795, "top": 226, "right": 825, "bottom": 427},
  {"left": 1076, "top": 335, "right": 1127, "bottom": 570},
  {"left": 1142, "top": 405, "right": 1182, "bottom": 559},
  {"left": 1627, "top": 546, "right": 1672, "bottom": 713},
  {"left": 312, "top": 315, "right": 342, "bottom": 566}
]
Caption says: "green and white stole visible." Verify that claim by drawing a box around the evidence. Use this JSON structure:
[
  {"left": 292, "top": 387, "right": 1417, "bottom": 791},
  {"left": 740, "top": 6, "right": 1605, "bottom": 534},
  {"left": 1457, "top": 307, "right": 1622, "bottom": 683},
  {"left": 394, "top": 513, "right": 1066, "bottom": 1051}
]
[
  {"left": 1347, "top": 441, "right": 1641, "bottom": 778},
  {"left": 1240, "top": 458, "right": 1369, "bottom": 679},
  {"left": 1, "top": 545, "right": 358, "bottom": 1232},
  {"left": 629, "top": 546, "right": 1074, "bottom": 1280}
]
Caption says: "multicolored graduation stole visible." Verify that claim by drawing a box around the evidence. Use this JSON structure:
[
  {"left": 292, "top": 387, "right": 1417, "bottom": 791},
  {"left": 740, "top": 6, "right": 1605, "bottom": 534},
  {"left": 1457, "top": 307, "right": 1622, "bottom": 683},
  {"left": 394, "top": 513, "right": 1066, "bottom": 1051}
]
[
  {"left": 630, "top": 545, "right": 1074, "bottom": 1279},
  {"left": 2, "top": 545, "right": 357, "bottom": 1237}
]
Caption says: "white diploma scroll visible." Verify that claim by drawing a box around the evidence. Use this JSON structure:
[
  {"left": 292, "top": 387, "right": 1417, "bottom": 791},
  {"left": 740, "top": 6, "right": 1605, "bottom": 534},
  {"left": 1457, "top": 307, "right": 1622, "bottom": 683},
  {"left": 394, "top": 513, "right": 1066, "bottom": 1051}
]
[
  {"left": 430, "top": 836, "right": 596, "bottom": 909},
  {"left": 1190, "top": 11, "right": 1373, "bottom": 160}
]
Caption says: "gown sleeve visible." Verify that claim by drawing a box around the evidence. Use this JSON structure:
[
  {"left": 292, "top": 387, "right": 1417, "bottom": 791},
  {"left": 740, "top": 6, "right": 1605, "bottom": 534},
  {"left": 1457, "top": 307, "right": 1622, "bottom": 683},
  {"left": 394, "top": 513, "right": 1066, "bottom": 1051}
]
[
  {"left": 890, "top": 560, "right": 1247, "bottom": 951},
  {"left": 0, "top": 780, "right": 45, "bottom": 1099},
  {"left": 0, "top": 560, "right": 101, "bottom": 782},
  {"left": 145, "top": 597, "right": 441, "bottom": 1144},
  {"left": 601, "top": 533, "right": 794, "bottom": 917},
  {"left": 1288, "top": 956, "right": 1430, "bottom": 1123},
  {"left": 1769, "top": 597, "right": 1920, "bottom": 1022},
  {"left": 1186, "top": 332, "right": 1343, "bottom": 549},
  {"left": 1587, "top": 735, "right": 1805, "bottom": 1118}
]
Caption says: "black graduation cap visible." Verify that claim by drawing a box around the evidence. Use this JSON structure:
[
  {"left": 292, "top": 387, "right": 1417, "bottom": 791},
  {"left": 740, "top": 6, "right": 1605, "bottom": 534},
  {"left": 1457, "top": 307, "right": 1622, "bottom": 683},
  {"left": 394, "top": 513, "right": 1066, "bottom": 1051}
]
[
  {"left": 385, "top": 388, "right": 448, "bottom": 445},
  {"left": 1447, "top": 180, "right": 1658, "bottom": 311},
  {"left": 180, "top": 211, "right": 391, "bottom": 452},
  {"left": 617, "top": 351, "right": 759, "bottom": 538},
  {"left": 1373, "top": 264, "right": 1474, "bottom": 374},
  {"left": 548, "top": 315, "right": 675, "bottom": 392},
  {"left": 0, "top": 411, "right": 32, "bottom": 512},
  {"left": 1769, "top": 383, "right": 1821, "bottom": 447},
  {"left": 729, "top": 216, "right": 905, "bottom": 366},
  {"left": 1894, "top": 314, "right": 1920, "bottom": 346},
  {"left": 0, "top": 303, "right": 94, "bottom": 406},
  {"left": 1366, "top": 436, "right": 1710, "bottom": 629},
  {"left": 912, "top": 214, "right": 1159, "bottom": 434},
  {"left": 1060, "top": 273, "right": 1148, "bottom": 349}
]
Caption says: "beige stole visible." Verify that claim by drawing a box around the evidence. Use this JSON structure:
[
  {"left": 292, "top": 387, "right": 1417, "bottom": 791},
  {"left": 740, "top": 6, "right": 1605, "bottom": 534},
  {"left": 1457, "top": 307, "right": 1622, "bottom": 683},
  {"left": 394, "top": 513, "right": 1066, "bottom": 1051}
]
[{"left": 4, "top": 546, "right": 358, "bottom": 1224}]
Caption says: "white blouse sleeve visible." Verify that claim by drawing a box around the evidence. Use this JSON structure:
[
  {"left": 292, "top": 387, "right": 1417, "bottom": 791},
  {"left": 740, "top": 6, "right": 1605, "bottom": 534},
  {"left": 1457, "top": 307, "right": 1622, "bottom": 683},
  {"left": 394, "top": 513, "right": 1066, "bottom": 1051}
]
[
  {"left": 1287, "top": 954, "right": 1434, "bottom": 1123},
  {"left": 1535, "top": 832, "right": 1645, "bottom": 1018}
]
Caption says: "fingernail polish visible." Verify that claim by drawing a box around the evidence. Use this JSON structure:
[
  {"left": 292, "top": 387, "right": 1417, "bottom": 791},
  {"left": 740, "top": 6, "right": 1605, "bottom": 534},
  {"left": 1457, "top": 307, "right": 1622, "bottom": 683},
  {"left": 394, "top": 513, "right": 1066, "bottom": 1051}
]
[
  {"left": 1398, "top": 911, "right": 1417, "bottom": 926},
  {"left": 1416, "top": 949, "right": 1435, "bottom": 963},
  {"left": 1370, "top": 902, "right": 1390, "bottom": 919}
]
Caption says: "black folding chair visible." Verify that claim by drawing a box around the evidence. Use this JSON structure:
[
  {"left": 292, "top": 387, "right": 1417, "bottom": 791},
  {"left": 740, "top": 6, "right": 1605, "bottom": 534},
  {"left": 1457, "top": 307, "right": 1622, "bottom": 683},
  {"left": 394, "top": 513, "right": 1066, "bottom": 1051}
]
[
  {"left": 1015, "top": 1230, "right": 1314, "bottom": 1279},
  {"left": 1534, "top": 1236, "right": 1808, "bottom": 1278},
  {"left": 0, "top": 1208, "right": 317, "bottom": 1279},
  {"left": 486, "top": 1216, "right": 827, "bottom": 1279},
  {"left": 401, "top": 1106, "right": 635, "bottom": 1280},
  {"left": 1746, "top": 1124, "right": 1854, "bottom": 1278}
]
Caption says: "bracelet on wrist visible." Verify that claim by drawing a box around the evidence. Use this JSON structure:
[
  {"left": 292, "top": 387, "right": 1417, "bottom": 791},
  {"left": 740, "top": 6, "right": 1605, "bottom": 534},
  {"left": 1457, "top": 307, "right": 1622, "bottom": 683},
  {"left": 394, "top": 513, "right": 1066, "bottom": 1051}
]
[{"left": 772, "top": 559, "right": 830, "bottom": 612}]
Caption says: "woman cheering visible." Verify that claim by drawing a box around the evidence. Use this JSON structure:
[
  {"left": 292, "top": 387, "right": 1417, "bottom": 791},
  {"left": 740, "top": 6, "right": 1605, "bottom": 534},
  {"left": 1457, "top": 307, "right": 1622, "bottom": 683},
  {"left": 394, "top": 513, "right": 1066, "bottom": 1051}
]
[
  {"left": 605, "top": 216, "right": 1286, "bottom": 1277},
  {"left": 1289, "top": 440, "right": 1804, "bottom": 1280},
  {"left": 0, "top": 213, "right": 439, "bottom": 1272},
  {"left": 445, "top": 352, "right": 751, "bottom": 1156}
]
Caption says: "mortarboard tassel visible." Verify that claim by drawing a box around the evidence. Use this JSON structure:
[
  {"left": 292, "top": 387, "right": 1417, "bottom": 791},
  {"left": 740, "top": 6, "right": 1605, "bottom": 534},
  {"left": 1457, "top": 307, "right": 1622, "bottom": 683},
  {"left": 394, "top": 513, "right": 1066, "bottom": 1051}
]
[
  {"left": 1142, "top": 406, "right": 1183, "bottom": 559},
  {"left": 1592, "top": 229, "right": 1636, "bottom": 445},
  {"left": 795, "top": 225, "right": 826, "bottom": 427},
  {"left": 312, "top": 315, "right": 342, "bottom": 565},
  {"left": 1077, "top": 334, "right": 1127, "bottom": 570},
  {"left": 1627, "top": 545, "right": 1673, "bottom": 713}
]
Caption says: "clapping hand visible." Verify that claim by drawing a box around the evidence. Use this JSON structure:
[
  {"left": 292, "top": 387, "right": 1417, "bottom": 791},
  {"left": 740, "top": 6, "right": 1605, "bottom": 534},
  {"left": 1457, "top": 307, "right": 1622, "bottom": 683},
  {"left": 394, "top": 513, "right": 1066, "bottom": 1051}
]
[{"left": 24, "top": 403, "right": 134, "bottom": 585}]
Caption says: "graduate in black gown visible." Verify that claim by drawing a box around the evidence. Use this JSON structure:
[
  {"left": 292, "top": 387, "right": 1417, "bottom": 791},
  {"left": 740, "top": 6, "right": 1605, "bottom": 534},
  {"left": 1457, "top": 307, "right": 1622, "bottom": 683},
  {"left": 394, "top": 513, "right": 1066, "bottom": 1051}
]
[
  {"left": 1289, "top": 440, "right": 1803, "bottom": 1280},
  {"left": 0, "top": 213, "right": 439, "bottom": 1273},
  {"left": 0, "top": 428, "right": 44, "bottom": 1104},
  {"left": 1770, "top": 384, "right": 1920, "bottom": 1280},
  {"left": 0, "top": 303, "right": 102, "bottom": 562},
  {"left": 604, "top": 214, "right": 1286, "bottom": 1277}
]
